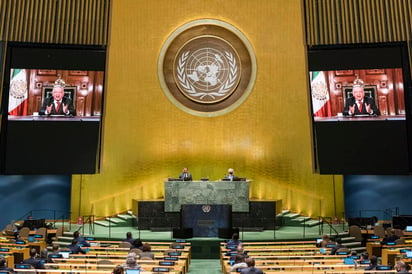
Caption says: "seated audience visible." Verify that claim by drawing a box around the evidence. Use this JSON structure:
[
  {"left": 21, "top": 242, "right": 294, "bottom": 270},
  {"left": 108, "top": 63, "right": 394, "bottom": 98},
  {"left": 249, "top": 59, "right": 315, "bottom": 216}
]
[
  {"left": 318, "top": 234, "right": 332, "bottom": 247},
  {"left": 68, "top": 239, "right": 86, "bottom": 254},
  {"left": 140, "top": 243, "right": 155, "bottom": 260},
  {"left": 39, "top": 248, "right": 53, "bottom": 263},
  {"left": 396, "top": 261, "right": 410, "bottom": 273},
  {"left": 50, "top": 244, "right": 60, "bottom": 255},
  {"left": 73, "top": 230, "right": 91, "bottom": 247},
  {"left": 123, "top": 232, "right": 135, "bottom": 246},
  {"left": 229, "top": 254, "right": 248, "bottom": 272},
  {"left": 132, "top": 238, "right": 143, "bottom": 250},
  {"left": 330, "top": 238, "right": 344, "bottom": 255},
  {"left": 123, "top": 253, "right": 140, "bottom": 270},
  {"left": 112, "top": 265, "right": 124, "bottom": 274},
  {"left": 0, "top": 256, "right": 14, "bottom": 273},
  {"left": 381, "top": 229, "right": 400, "bottom": 245},
  {"left": 227, "top": 233, "right": 242, "bottom": 249},
  {"left": 229, "top": 244, "right": 248, "bottom": 261},
  {"left": 241, "top": 257, "right": 263, "bottom": 274},
  {"left": 22, "top": 248, "right": 45, "bottom": 269},
  {"left": 364, "top": 255, "right": 379, "bottom": 270}
]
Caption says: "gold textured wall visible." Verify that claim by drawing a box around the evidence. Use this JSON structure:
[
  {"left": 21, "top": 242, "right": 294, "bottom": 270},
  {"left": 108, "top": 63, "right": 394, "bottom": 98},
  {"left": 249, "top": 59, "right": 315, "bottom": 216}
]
[
  {"left": 304, "top": 0, "right": 412, "bottom": 45},
  {"left": 70, "top": 0, "right": 344, "bottom": 220}
]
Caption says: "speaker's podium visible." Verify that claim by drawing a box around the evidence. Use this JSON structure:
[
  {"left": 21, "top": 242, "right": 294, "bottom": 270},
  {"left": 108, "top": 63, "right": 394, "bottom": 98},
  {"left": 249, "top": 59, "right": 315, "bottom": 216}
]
[{"left": 173, "top": 204, "right": 235, "bottom": 238}]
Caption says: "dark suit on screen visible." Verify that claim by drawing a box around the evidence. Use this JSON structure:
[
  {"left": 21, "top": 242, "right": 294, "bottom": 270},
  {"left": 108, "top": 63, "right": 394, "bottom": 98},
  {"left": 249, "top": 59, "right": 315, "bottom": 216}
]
[
  {"left": 343, "top": 96, "right": 380, "bottom": 116},
  {"left": 40, "top": 96, "right": 75, "bottom": 116}
]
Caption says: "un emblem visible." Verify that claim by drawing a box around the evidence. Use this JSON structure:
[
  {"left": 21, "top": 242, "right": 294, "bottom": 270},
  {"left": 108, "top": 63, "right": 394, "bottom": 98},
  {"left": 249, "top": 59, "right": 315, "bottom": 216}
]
[
  {"left": 159, "top": 19, "right": 256, "bottom": 117},
  {"left": 202, "top": 205, "right": 211, "bottom": 213}
]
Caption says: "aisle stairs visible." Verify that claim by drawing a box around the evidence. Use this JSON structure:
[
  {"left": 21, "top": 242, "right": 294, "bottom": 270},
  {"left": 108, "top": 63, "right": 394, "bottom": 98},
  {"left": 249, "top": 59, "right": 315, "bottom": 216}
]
[
  {"left": 93, "top": 211, "right": 136, "bottom": 228},
  {"left": 278, "top": 210, "right": 323, "bottom": 227}
]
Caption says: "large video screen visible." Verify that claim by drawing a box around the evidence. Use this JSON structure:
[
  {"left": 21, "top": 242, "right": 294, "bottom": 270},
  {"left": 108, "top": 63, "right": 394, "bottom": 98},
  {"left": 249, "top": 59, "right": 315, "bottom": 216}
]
[
  {"left": 1, "top": 43, "right": 106, "bottom": 174},
  {"left": 310, "top": 68, "right": 405, "bottom": 119},
  {"left": 8, "top": 69, "right": 104, "bottom": 118},
  {"left": 308, "top": 43, "right": 411, "bottom": 174}
]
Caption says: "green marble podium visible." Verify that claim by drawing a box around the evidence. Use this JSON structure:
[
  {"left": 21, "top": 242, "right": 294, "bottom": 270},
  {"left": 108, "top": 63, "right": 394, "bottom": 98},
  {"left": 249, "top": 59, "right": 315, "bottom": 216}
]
[{"left": 164, "top": 180, "right": 250, "bottom": 212}]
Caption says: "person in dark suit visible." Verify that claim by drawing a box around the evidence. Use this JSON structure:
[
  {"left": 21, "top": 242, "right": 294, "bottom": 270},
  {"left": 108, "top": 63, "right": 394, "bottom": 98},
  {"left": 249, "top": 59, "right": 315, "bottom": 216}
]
[
  {"left": 68, "top": 239, "right": 86, "bottom": 254},
  {"left": 381, "top": 229, "right": 400, "bottom": 245},
  {"left": 178, "top": 167, "right": 192, "bottom": 181},
  {"left": 224, "top": 168, "right": 238, "bottom": 181},
  {"left": 40, "top": 77, "right": 75, "bottom": 116},
  {"left": 364, "top": 255, "right": 379, "bottom": 270},
  {"left": 73, "top": 231, "right": 90, "bottom": 247},
  {"left": 123, "top": 232, "right": 135, "bottom": 246},
  {"left": 227, "top": 233, "right": 242, "bottom": 249},
  {"left": 343, "top": 78, "right": 380, "bottom": 116},
  {"left": 22, "top": 248, "right": 45, "bottom": 269},
  {"left": 0, "top": 256, "right": 15, "bottom": 273},
  {"left": 240, "top": 257, "right": 263, "bottom": 274}
]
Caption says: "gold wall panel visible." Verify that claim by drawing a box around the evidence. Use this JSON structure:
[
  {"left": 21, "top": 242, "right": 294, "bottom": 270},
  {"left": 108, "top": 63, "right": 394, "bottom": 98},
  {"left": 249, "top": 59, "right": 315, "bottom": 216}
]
[
  {"left": 71, "top": 0, "right": 344, "bottom": 220},
  {"left": 0, "top": 0, "right": 109, "bottom": 44},
  {"left": 305, "top": 0, "right": 412, "bottom": 45}
]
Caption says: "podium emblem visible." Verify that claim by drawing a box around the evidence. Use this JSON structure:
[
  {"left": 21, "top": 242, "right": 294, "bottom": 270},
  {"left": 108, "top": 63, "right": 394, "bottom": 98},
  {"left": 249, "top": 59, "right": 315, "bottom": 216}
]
[{"left": 202, "top": 205, "right": 211, "bottom": 213}]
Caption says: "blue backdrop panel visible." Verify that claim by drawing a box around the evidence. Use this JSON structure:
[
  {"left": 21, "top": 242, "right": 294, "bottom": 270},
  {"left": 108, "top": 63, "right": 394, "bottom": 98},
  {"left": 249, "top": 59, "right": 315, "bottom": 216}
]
[
  {"left": 344, "top": 175, "right": 412, "bottom": 221},
  {"left": 182, "top": 204, "right": 232, "bottom": 237},
  {"left": 0, "top": 175, "right": 71, "bottom": 230}
]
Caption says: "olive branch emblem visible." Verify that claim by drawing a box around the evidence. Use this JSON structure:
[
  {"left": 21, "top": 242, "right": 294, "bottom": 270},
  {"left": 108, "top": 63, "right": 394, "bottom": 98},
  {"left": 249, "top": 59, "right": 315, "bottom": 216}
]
[{"left": 177, "top": 50, "right": 238, "bottom": 100}]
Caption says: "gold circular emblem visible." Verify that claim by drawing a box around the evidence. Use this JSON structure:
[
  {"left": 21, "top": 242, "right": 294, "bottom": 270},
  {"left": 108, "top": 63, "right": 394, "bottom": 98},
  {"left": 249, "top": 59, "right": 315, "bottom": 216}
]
[{"left": 159, "top": 19, "right": 256, "bottom": 117}]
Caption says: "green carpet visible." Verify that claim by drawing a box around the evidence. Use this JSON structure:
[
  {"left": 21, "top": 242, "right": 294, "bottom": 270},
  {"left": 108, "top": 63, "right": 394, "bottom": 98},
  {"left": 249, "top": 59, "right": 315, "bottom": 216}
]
[{"left": 189, "top": 259, "right": 222, "bottom": 274}]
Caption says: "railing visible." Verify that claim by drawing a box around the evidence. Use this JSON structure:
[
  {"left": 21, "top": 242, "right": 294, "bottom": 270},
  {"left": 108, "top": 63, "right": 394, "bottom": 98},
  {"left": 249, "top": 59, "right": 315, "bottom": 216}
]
[
  {"left": 15, "top": 209, "right": 72, "bottom": 231},
  {"left": 345, "top": 207, "right": 399, "bottom": 222},
  {"left": 317, "top": 216, "right": 340, "bottom": 240}
]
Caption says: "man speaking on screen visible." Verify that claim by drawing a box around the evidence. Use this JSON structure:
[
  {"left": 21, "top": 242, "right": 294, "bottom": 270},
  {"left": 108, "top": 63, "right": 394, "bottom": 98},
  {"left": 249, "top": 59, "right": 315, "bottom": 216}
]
[
  {"left": 40, "top": 77, "right": 75, "bottom": 116},
  {"left": 343, "top": 77, "right": 380, "bottom": 116}
]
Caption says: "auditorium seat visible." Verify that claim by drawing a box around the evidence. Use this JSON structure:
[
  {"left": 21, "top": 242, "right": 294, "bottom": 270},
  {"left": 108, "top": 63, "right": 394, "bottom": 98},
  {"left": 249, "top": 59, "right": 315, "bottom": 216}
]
[
  {"left": 349, "top": 225, "right": 363, "bottom": 242},
  {"left": 374, "top": 225, "right": 386, "bottom": 238},
  {"left": 36, "top": 227, "right": 47, "bottom": 239},
  {"left": 97, "top": 259, "right": 113, "bottom": 270},
  {"left": 119, "top": 242, "right": 131, "bottom": 248},
  {"left": 18, "top": 227, "right": 30, "bottom": 239},
  {"left": 130, "top": 248, "right": 142, "bottom": 256}
]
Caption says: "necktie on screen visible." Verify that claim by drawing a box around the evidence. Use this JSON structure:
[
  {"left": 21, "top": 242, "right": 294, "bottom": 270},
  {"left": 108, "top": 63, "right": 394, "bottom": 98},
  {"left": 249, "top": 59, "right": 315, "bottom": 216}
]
[
  {"left": 56, "top": 101, "right": 61, "bottom": 112},
  {"left": 358, "top": 101, "right": 362, "bottom": 112}
]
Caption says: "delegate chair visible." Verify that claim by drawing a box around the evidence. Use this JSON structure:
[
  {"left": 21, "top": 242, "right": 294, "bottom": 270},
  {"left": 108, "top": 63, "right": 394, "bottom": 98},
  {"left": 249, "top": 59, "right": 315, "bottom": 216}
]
[{"left": 349, "top": 225, "right": 363, "bottom": 242}]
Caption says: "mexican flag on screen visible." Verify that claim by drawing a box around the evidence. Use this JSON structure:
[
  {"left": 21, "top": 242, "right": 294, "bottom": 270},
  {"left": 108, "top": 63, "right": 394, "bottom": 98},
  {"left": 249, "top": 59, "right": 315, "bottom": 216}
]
[
  {"left": 8, "top": 69, "right": 28, "bottom": 116},
  {"left": 311, "top": 71, "right": 331, "bottom": 117}
]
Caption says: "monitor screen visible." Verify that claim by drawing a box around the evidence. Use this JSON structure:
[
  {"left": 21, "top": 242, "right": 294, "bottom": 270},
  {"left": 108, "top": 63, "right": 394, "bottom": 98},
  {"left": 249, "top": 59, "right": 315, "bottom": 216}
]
[
  {"left": 307, "top": 42, "right": 412, "bottom": 174},
  {"left": 152, "top": 267, "right": 169, "bottom": 273},
  {"left": 59, "top": 251, "right": 70, "bottom": 259},
  {"left": 163, "top": 256, "right": 179, "bottom": 261},
  {"left": 15, "top": 264, "right": 31, "bottom": 269},
  {"left": 376, "top": 265, "right": 392, "bottom": 270},
  {"left": 405, "top": 225, "right": 412, "bottom": 232},
  {"left": 343, "top": 258, "right": 355, "bottom": 265},
  {"left": 125, "top": 270, "right": 140, "bottom": 274},
  {"left": 1, "top": 43, "right": 106, "bottom": 174},
  {"left": 159, "top": 261, "right": 175, "bottom": 266}
]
